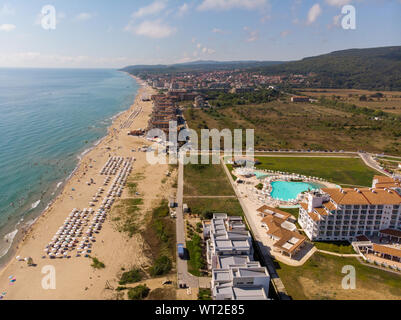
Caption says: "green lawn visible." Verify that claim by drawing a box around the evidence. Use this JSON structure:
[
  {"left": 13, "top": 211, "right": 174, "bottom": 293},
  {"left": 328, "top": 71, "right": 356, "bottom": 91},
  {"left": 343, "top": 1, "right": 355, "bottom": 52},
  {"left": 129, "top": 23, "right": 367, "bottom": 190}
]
[
  {"left": 313, "top": 241, "right": 355, "bottom": 254},
  {"left": 184, "top": 198, "right": 244, "bottom": 218},
  {"left": 276, "top": 252, "right": 401, "bottom": 300},
  {"left": 255, "top": 157, "right": 380, "bottom": 187},
  {"left": 186, "top": 234, "right": 205, "bottom": 277},
  {"left": 184, "top": 160, "right": 235, "bottom": 196}
]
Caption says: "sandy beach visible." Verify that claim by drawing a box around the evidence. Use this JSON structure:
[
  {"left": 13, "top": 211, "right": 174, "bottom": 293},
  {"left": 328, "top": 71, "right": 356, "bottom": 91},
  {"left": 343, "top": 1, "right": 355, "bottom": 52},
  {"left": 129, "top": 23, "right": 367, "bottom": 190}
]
[{"left": 0, "top": 77, "right": 176, "bottom": 300}]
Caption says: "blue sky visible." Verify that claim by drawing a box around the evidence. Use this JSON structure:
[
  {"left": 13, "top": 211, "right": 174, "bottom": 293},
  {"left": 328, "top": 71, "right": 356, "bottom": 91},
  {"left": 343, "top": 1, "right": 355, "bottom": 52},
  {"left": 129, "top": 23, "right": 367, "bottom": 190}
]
[{"left": 0, "top": 0, "right": 400, "bottom": 68}]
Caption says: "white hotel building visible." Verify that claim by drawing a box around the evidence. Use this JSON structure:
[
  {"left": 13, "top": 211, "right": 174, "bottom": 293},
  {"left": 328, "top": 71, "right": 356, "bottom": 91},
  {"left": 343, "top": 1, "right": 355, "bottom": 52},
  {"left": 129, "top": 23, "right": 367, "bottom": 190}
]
[{"left": 299, "top": 176, "right": 401, "bottom": 241}]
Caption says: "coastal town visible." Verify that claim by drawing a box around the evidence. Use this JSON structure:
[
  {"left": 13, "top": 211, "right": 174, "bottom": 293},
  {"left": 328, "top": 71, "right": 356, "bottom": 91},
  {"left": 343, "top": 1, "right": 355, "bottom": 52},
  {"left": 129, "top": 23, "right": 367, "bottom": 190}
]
[{"left": 1, "top": 70, "right": 401, "bottom": 302}]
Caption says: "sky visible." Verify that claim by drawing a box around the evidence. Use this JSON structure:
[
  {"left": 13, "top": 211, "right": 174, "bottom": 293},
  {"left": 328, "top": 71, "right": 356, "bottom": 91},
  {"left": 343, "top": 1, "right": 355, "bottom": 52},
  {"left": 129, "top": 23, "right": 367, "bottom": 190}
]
[{"left": 0, "top": 0, "right": 400, "bottom": 68}]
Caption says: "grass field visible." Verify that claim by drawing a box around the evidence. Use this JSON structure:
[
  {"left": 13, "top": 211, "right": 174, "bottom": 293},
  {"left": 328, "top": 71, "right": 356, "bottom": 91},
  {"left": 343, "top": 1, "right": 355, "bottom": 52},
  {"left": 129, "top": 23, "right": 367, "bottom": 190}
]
[
  {"left": 276, "top": 252, "right": 401, "bottom": 300},
  {"left": 299, "top": 88, "right": 401, "bottom": 115},
  {"left": 184, "top": 198, "right": 244, "bottom": 217},
  {"left": 184, "top": 99, "right": 401, "bottom": 155},
  {"left": 313, "top": 241, "right": 355, "bottom": 254},
  {"left": 184, "top": 160, "right": 234, "bottom": 196},
  {"left": 254, "top": 156, "right": 379, "bottom": 187}
]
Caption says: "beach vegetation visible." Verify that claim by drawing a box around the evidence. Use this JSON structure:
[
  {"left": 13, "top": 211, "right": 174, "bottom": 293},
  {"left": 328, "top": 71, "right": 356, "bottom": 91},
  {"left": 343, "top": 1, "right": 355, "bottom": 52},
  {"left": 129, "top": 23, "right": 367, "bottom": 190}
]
[
  {"left": 91, "top": 257, "right": 106, "bottom": 269},
  {"left": 147, "top": 288, "right": 176, "bottom": 300},
  {"left": 149, "top": 255, "right": 172, "bottom": 276},
  {"left": 119, "top": 268, "right": 144, "bottom": 285},
  {"left": 127, "top": 285, "right": 150, "bottom": 300},
  {"left": 142, "top": 200, "right": 175, "bottom": 277}
]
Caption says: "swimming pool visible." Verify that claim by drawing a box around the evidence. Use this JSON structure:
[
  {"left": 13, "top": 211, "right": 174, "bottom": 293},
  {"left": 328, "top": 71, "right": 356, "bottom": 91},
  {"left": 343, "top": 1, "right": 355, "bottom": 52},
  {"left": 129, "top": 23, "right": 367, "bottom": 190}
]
[{"left": 270, "top": 181, "right": 322, "bottom": 201}]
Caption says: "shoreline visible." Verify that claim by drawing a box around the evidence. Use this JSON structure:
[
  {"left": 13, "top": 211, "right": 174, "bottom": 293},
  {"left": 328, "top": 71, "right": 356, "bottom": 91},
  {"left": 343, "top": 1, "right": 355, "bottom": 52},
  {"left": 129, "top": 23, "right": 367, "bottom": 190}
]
[{"left": 0, "top": 73, "right": 144, "bottom": 273}]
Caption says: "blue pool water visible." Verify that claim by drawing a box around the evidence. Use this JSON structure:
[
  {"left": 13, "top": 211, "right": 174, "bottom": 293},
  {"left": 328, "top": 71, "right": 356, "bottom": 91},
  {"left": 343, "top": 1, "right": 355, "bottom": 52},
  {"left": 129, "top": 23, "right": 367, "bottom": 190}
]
[
  {"left": 270, "top": 181, "right": 322, "bottom": 201},
  {"left": 0, "top": 68, "right": 138, "bottom": 262}
]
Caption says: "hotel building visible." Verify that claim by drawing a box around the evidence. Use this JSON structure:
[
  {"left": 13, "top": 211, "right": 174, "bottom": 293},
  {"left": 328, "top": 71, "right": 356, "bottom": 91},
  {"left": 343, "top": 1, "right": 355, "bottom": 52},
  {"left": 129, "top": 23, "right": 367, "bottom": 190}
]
[{"left": 299, "top": 176, "right": 401, "bottom": 241}]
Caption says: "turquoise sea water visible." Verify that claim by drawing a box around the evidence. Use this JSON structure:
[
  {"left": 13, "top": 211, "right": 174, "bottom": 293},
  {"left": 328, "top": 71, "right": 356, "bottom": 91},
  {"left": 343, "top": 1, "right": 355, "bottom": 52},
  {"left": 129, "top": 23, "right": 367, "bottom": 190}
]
[
  {"left": 270, "top": 181, "right": 322, "bottom": 201},
  {"left": 0, "top": 68, "right": 138, "bottom": 261}
]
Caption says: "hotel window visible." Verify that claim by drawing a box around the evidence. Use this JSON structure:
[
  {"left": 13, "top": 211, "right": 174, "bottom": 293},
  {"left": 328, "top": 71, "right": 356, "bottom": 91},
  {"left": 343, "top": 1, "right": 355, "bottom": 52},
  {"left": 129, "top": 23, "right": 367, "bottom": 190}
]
[
  {"left": 369, "top": 205, "right": 376, "bottom": 209},
  {"left": 354, "top": 205, "right": 360, "bottom": 209},
  {"left": 346, "top": 205, "right": 352, "bottom": 209},
  {"left": 345, "top": 210, "right": 351, "bottom": 214},
  {"left": 344, "top": 215, "right": 350, "bottom": 220},
  {"left": 362, "top": 205, "right": 368, "bottom": 209},
  {"left": 368, "top": 210, "right": 375, "bottom": 214},
  {"left": 368, "top": 215, "right": 374, "bottom": 220},
  {"left": 393, "top": 205, "right": 399, "bottom": 209},
  {"left": 361, "top": 210, "right": 367, "bottom": 215}
]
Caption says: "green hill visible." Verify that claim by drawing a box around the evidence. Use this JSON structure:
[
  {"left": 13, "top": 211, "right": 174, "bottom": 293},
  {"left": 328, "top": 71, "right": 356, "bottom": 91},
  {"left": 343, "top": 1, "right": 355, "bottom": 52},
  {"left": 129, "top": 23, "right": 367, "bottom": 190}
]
[{"left": 257, "top": 46, "right": 401, "bottom": 90}]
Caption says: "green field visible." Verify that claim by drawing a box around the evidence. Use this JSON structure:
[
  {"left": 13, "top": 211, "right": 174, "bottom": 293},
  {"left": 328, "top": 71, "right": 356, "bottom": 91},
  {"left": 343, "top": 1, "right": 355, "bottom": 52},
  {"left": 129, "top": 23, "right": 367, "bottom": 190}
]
[
  {"left": 184, "top": 100, "right": 401, "bottom": 155},
  {"left": 184, "top": 160, "right": 235, "bottom": 196},
  {"left": 255, "top": 157, "right": 380, "bottom": 187},
  {"left": 184, "top": 198, "right": 244, "bottom": 218},
  {"left": 313, "top": 241, "right": 355, "bottom": 254},
  {"left": 276, "top": 252, "right": 401, "bottom": 300}
]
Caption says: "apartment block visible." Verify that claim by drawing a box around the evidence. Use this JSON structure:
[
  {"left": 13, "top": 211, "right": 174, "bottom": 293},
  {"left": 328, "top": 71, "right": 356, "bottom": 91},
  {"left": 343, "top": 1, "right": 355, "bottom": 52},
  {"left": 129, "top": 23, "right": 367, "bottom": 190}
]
[{"left": 203, "top": 213, "right": 270, "bottom": 300}]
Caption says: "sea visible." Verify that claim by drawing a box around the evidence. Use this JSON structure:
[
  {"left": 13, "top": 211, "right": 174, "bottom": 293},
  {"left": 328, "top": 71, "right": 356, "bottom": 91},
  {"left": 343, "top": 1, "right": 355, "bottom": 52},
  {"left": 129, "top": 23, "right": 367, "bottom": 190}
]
[{"left": 0, "top": 68, "right": 138, "bottom": 265}]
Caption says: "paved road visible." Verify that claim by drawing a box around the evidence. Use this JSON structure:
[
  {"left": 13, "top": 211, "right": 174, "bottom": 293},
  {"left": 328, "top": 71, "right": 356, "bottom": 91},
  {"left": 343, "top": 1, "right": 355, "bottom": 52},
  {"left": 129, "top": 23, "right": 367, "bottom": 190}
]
[{"left": 359, "top": 152, "right": 391, "bottom": 177}]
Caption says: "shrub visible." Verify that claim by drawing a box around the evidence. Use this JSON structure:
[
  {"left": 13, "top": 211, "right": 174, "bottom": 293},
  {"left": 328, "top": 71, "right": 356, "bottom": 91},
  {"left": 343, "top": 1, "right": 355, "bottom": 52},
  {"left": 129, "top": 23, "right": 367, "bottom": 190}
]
[
  {"left": 91, "top": 257, "right": 105, "bottom": 269},
  {"left": 150, "top": 255, "right": 172, "bottom": 276},
  {"left": 127, "top": 285, "right": 150, "bottom": 300},
  {"left": 119, "top": 268, "right": 143, "bottom": 285}
]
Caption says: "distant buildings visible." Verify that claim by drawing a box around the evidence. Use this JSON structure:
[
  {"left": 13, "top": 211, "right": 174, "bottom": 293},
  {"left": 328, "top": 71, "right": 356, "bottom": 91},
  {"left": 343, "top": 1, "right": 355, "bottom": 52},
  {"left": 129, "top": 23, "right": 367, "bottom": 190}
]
[
  {"left": 203, "top": 213, "right": 270, "bottom": 300},
  {"left": 148, "top": 95, "right": 177, "bottom": 136},
  {"left": 299, "top": 176, "right": 401, "bottom": 241},
  {"left": 291, "top": 96, "right": 310, "bottom": 103},
  {"left": 193, "top": 95, "right": 208, "bottom": 108}
]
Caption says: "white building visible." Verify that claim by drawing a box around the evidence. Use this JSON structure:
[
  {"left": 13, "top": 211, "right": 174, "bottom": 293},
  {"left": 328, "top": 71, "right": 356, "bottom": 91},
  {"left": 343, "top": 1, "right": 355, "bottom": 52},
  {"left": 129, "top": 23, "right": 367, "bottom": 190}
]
[
  {"left": 299, "top": 176, "right": 401, "bottom": 241},
  {"left": 204, "top": 213, "right": 270, "bottom": 300}
]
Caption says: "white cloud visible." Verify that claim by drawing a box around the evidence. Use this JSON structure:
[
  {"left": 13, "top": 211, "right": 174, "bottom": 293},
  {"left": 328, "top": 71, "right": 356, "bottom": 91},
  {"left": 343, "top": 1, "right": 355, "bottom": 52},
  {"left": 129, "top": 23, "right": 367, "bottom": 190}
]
[
  {"left": 177, "top": 3, "right": 189, "bottom": 17},
  {"left": 307, "top": 3, "right": 322, "bottom": 25},
  {"left": 75, "top": 12, "right": 94, "bottom": 21},
  {"left": 244, "top": 26, "right": 259, "bottom": 42},
  {"left": 0, "top": 23, "right": 16, "bottom": 32},
  {"left": 212, "top": 28, "right": 225, "bottom": 34},
  {"left": 0, "top": 4, "right": 15, "bottom": 16},
  {"left": 325, "top": 0, "right": 352, "bottom": 6},
  {"left": 126, "top": 19, "right": 176, "bottom": 38},
  {"left": 198, "top": 0, "right": 267, "bottom": 11},
  {"left": 132, "top": 1, "right": 167, "bottom": 18}
]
